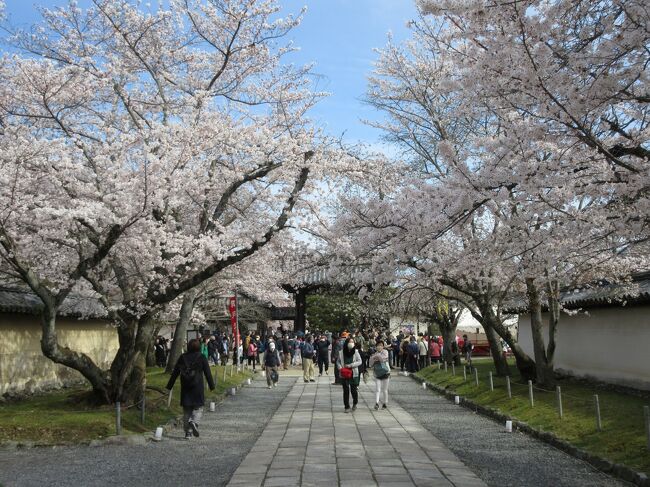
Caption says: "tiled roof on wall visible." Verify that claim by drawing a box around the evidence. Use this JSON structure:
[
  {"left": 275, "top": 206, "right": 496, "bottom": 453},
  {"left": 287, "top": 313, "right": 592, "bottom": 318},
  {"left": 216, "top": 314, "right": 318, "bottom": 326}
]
[{"left": 0, "top": 286, "right": 107, "bottom": 319}]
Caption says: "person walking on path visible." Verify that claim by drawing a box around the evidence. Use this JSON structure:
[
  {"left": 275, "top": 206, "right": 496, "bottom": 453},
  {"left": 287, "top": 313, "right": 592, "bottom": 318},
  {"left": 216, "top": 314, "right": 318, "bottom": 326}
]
[
  {"left": 281, "top": 335, "right": 290, "bottom": 370},
  {"left": 462, "top": 334, "right": 474, "bottom": 371},
  {"left": 263, "top": 341, "right": 282, "bottom": 389},
  {"left": 302, "top": 335, "right": 316, "bottom": 383},
  {"left": 369, "top": 339, "right": 390, "bottom": 410},
  {"left": 418, "top": 335, "right": 428, "bottom": 370},
  {"left": 246, "top": 340, "right": 258, "bottom": 372},
  {"left": 316, "top": 334, "right": 330, "bottom": 376},
  {"left": 166, "top": 338, "right": 215, "bottom": 440},
  {"left": 407, "top": 336, "right": 420, "bottom": 373},
  {"left": 200, "top": 336, "right": 210, "bottom": 360},
  {"left": 337, "top": 337, "right": 362, "bottom": 413},
  {"left": 400, "top": 336, "right": 409, "bottom": 372}
]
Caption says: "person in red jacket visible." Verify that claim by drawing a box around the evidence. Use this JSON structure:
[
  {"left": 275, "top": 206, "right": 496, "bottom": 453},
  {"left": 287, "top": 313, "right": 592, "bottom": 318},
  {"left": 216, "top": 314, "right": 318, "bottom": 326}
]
[{"left": 430, "top": 337, "right": 442, "bottom": 363}]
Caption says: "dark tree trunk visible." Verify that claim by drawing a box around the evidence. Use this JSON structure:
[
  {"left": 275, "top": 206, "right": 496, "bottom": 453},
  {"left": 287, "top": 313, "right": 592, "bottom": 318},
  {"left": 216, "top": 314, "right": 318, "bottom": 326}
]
[
  {"left": 440, "top": 325, "right": 457, "bottom": 365},
  {"left": 108, "top": 313, "right": 155, "bottom": 403},
  {"left": 40, "top": 305, "right": 111, "bottom": 403},
  {"left": 484, "top": 322, "right": 510, "bottom": 376},
  {"left": 482, "top": 308, "right": 536, "bottom": 381},
  {"left": 526, "top": 278, "right": 555, "bottom": 388},
  {"left": 146, "top": 324, "right": 162, "bottom": 367},
  {"left": 546, "top": 279, "right": 560, "bottom": 366},
  {"left": 165, "top": 289, "right": 198, "bottom": 374}
]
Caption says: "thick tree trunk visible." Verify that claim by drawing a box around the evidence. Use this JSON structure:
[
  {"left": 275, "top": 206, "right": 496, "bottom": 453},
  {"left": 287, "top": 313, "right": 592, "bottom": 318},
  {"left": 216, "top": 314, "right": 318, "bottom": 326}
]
[
  {"left": 165, "top": 289, "right": 197, "bottom": 374},
  {"left": 440, "top": 325, "right": 457, "bottom": 365},
  {"left": 146, "top": 325, "right": 161, "bottom": 368},
  {"left": 483, "top": 322, "right": 510, "bottom": 376},
  {"left": 526, "top": 278, "right": 555, "bottom": 388},
  {"left": 40, "top": 305, "right": 111, "bottom": 403},
  {"left": 483, "top": 309, "right": 536, "bottom": 381},
  {"left": 546, "top": 279, "right": 560, "bottom": 366},
  {"left": 108, "top": 313, "right": 155, "bottom": 403}
]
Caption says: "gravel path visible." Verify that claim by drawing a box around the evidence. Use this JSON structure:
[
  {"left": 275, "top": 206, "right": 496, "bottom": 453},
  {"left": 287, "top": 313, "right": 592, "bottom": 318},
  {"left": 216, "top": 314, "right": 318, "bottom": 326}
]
[
  {"left": 0, "top": 375, "right": 296, "bottom": 487},
  {"left": 389, "top": 374, "right": 631, "bottom": 487}
]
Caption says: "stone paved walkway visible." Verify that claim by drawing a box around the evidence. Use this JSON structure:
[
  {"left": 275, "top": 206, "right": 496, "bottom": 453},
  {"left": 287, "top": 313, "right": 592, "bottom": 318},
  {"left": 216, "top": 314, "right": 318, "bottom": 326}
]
[{"left": 227, "top": 376, "right": 486, "bottom": 487}]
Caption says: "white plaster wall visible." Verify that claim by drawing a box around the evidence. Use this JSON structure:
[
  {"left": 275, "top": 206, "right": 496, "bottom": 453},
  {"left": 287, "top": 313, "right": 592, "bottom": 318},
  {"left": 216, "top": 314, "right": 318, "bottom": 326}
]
[{"left": 518, "top": 305, "right": 650, "bottom": 390}]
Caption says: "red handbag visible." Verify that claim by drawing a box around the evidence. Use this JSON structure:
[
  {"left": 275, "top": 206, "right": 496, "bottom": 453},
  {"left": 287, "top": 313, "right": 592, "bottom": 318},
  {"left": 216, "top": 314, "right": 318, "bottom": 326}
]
[{"left": 340, "top": 367, "right": 353, "bottom": 380}]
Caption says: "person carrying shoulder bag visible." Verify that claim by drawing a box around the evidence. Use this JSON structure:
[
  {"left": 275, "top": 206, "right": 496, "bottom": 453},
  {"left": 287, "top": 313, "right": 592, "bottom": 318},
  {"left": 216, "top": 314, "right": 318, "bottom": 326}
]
[
  {"left": 369, "top": 339, "right": 391, "bottom": 410},
  {"left": 336, "top": 337, "right": 362, "bottom": 413}
]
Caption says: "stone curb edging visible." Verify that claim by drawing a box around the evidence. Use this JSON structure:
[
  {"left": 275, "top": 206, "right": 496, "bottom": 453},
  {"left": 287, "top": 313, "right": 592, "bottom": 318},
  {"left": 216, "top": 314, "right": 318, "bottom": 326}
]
[{"left": 410, "top": 375, "right": 649, "bottom": 487}]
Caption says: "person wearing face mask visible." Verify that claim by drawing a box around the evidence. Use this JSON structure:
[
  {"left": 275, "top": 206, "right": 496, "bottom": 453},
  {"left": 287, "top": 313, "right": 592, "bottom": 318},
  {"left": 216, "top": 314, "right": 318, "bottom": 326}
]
[
  {"left": 369, "top": 339, "right": 391, "bottom": 410},
  {"left": 263, "top": 341, "right": 282, "bottom": 389},
  {"left": 337, "top": 337, "right": 362, "bottom": 413}
]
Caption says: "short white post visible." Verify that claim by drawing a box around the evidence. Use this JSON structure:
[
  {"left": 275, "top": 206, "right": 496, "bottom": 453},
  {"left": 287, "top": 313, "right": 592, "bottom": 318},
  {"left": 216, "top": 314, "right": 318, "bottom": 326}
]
[
  {"left": 454, "top": 395, "right": 460, "bottom": 405},
  {"left": 474, "top": 368, "right": 479, "bottom": 387},
  {"left": 422, "top": 382, "right": 427, "bottom": 389},
  {"left": 437, "top": 361, "right": 441, "bottom": 370},
  {"left": 444, "top": 362, "right": 448, "bottom": 372},
  {"left": 506, "top": 376, "right": 512, "bottom": 399},
  {"left": 452, "top": 363, "right": 455, "bottom": 376},
  {"left": 463, "top": 366, "right": 467, "bottom": 382},
  {"left": 528, "top": 380, "right": 534, "bottom": 407},
  {"left": 505, "top": 420, "right": 512, "bottom": 433},
  {"left": 556, "top": 386, "right": 563, "bottom": 419},
  {"left": 594, "top": 395, "right": 602, "bottom": 432},
  {"left": 489, "top": 371, "right": 494, "bottom": 391},
  {"left": 230, "top": 364, "right": 234, "bottom": 377},
  {"left": 223, "top": 366, "right": 227, "bottom": 382}
]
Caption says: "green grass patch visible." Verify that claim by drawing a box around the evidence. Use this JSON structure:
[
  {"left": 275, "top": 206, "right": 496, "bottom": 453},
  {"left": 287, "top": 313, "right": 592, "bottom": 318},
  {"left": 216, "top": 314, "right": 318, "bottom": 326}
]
[
  {"left": 416, "top": 358, "right": 650, "bottom": 474},
  {"left": 0, "top": 365, "right": 252, "bottom": 445}
]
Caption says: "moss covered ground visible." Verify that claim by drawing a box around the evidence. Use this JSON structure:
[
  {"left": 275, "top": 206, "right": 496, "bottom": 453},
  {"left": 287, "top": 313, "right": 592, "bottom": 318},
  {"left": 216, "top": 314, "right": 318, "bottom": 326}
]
[{"left": 0, "top": 365, "right": 252, "bottom": 445}]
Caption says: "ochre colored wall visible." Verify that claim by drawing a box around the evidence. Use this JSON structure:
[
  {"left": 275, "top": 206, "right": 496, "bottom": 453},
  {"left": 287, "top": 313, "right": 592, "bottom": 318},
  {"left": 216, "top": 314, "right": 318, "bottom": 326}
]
[{"left": 0, "top": 314, "right": 118, "bottom": 395}]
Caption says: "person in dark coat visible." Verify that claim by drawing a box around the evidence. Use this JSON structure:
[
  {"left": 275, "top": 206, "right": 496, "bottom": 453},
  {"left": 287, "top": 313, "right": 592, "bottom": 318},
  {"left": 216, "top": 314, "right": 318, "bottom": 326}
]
[
  {"left": 263, "top": 341, "right": 282, "bottom": 389},
  {"left": 316, "top": 334, "right": 330, "bottom": 376},
  {"left": 166, "top": 338, "right": 215, "bottom": 440}
]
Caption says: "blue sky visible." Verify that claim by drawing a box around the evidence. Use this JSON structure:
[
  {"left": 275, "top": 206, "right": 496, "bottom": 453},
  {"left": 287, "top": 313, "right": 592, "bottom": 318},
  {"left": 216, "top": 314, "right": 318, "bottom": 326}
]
[{"left": 3, "top": 0, "right": 419, "bottom": 146}]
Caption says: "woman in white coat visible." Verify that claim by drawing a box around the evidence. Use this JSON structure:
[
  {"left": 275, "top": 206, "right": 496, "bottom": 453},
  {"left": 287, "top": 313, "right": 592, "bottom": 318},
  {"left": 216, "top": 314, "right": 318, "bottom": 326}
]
[{"left": 337, "top": 337, "right": 362, "bottom": 412}]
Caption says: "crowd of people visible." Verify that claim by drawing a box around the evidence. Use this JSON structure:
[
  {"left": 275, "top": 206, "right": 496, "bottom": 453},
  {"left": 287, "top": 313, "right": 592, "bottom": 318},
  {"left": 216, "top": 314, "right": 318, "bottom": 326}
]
[{"left": 162, "top": 327, "right": 477, "bottom": 438}]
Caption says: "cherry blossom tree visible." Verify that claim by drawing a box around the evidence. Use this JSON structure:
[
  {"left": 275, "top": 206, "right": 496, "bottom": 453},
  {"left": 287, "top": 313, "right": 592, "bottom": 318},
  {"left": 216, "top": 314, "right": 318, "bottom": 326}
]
[
  {"left": 0, "top": 0, "right": 346, "bottom": 403},
  {"left": 328, "top": 0, "right": 648, "bottom": 386}
]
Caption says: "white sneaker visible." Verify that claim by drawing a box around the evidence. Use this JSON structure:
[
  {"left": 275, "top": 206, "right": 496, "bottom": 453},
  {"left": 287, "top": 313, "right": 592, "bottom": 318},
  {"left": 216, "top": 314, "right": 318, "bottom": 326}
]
[{"left": 268, "top": 385, "right": 272, "bottom": 389}]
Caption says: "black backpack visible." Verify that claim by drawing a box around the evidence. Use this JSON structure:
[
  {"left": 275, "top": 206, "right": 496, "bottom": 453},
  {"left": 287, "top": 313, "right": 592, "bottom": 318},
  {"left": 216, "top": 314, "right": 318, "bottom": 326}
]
[{"left": 180, "top": 355, "right": 199, "bottom": 381}]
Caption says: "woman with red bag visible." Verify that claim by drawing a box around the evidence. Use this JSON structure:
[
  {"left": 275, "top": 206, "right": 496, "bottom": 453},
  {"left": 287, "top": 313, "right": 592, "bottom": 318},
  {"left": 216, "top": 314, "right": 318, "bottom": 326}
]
[{"left": 336, "top": 337, "right": 362, "bottom": 413}]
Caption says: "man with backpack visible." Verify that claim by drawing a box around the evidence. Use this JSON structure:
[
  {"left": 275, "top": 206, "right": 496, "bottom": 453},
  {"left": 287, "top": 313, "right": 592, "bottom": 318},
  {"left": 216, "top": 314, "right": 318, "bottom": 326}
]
[
  {"left": 301, "top": 335, "right": 316, "bottom": 383},
  {"left": 166, "top": 339, "right": 215, "bottom": 440}
]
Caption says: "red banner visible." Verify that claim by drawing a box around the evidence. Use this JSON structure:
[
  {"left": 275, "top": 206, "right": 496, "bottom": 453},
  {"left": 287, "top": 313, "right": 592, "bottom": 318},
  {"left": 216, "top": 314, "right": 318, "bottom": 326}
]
[{"left": 228, "top": 296, "right": 239, "bottom": 347}]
